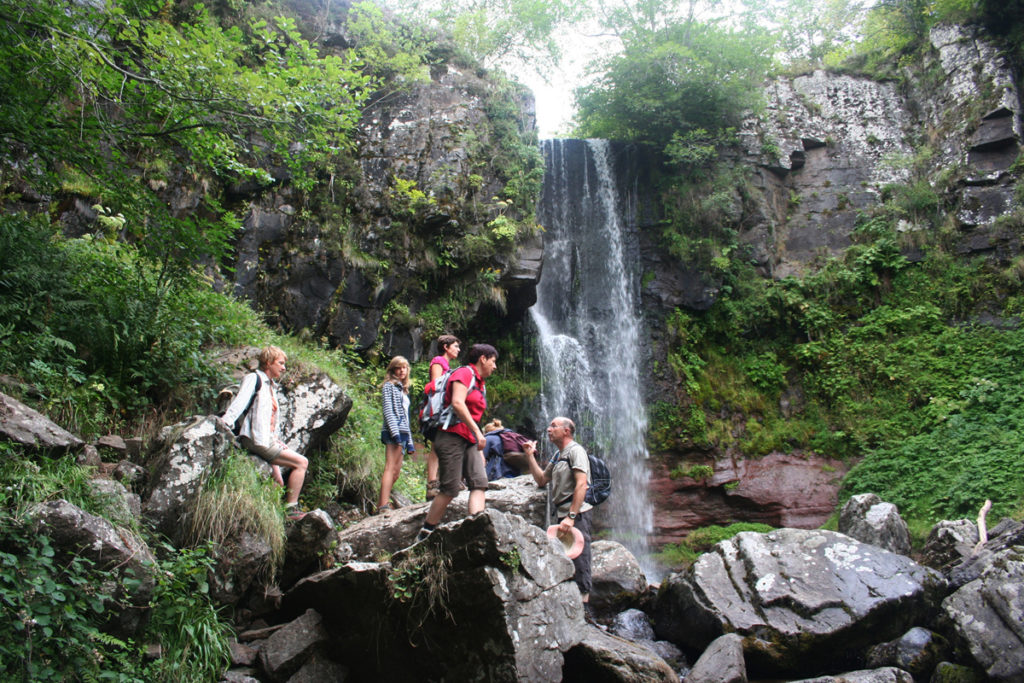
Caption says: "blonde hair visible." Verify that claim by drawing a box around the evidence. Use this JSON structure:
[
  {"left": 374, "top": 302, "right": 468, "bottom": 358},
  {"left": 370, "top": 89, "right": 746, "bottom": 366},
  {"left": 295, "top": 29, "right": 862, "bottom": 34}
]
[
  {"left": 483, "top": 419, "right": 503, "bottom": 434},
  {"left": 383, "top": 356, "right": 411, "bottom": 392},
  {"left": 258, "top": 345, "right": 286, "bottom": 371}
]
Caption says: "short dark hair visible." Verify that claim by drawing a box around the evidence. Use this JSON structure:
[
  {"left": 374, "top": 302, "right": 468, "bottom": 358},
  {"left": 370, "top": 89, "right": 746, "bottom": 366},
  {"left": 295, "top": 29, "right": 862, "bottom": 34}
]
[
  {"left": 437, "top": 335, "right": 460, "bottom": 353},
  {"left": 466, "top": 343, "right": 498, "bottom": 365}
]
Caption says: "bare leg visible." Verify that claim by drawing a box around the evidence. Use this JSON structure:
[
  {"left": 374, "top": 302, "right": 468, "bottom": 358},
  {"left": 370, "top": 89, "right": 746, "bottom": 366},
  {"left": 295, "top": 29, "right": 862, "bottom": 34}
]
[
  {"left": 424, "top": 492, "right": 453, "bottom": 526},
  {"left": 378, "top": 443, "right": 404, "bottom": 509},
  {"left": 467, "top": 489, "right": 485, "bottom": 515},
  {"left": 272, "top": 449, "right": 308, "bottom": 505}
]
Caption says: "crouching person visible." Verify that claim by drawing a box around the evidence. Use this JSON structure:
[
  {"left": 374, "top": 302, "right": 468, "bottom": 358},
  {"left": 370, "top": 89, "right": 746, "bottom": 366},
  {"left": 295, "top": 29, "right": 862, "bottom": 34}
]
[{"left": 221, "top": 345, "right": 308, "bottom": 520}]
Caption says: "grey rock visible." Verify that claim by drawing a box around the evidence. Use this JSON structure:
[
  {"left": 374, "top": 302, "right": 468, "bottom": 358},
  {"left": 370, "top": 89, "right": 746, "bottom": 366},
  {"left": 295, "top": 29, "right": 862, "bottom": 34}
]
[
  {"left": 211, "top": 531, "right": 275, "bottom": 607},
  {"left": 286, "top": 652, "right": 349, "bottom": 682},
  {"left": 77, "top": 443, "right": 102, "bottom": 467},
  {"left": 948, "top": 519, "right": 1024, "bottom": 589},
  {"left": 229, "top": 640, "right": 259, "bottom": 667},
  {"left": 590, "top": 540, "right": 648, "bottom": 614},
  {"left": 940, "top": 548, "right": 1024, "bottom": 681},
  {"left": 112, "top": 459, "right": 146, "bottom": 489},
  {"left": 280, "top": 509, "right": 338, "bottom": 589},
  {"left": 921, "top": 519, "right": 979, "bottom": 571},
  {"left": 142, "top": 415, "right": 235, "bottom": 544},
  {"left": 839, "top": 493, "right": 912, "bottom": 555},
  {"left": 0, "top": 391, "right": 83, "bottom": 451},
  {"left": 865, "top": 627, "right": 949, "bottom": 678},
  {"left": 259, "top": 609, "right": 329, "bottom": 681},
  {"left": 563, "top": 624, "right": 678, "bottom": 683},
  {"left": 96, "top": 434, "right": 127, "bottom": 452},
  {"left": 27, "top": 499, "right": 157, "bottom": 636},
  {"left": 337, "top": 475, "right": 547, "bottom": 560},
  {"left": 685, "top": 633, "right": 746, "bottom": 683},
  {"left": 788, "top": 667, "right": 914, "bottom": 683},
  {"left": 272, "top": 372, "right": 353, "bottom": 455},
  {"left": 283, "top": 509, "right": 582, "bottom": 682},
  {"left": 86, "top": 478, "right": 141, "bottom": 527},
  {"left": 221, "top": 670, "right": 261, "bottom": 683},
  {"left": 652, "top": 528, "right": 947, "bottom": 676}
]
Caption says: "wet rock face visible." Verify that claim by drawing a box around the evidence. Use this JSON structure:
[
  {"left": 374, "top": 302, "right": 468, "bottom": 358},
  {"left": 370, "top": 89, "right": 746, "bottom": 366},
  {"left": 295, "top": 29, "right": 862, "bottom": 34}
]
[
  {"left": 648, "top": 453, "right": 849, "bottom": 546},
  {"left": 724, "top": 24, "right": 1022, "bottom": 281},
  {"left": 228, "top": 56, "right": 541, "bottom": 360},
  {"left": 652, "top": 528, "right": 947, "bottom": 677}
]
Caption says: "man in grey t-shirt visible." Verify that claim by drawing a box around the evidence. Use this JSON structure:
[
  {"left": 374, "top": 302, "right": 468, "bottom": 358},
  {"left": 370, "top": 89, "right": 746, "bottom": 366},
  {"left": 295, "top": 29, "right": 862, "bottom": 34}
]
[{"left": 523, "top": 416, "right": 593, "bottom": 604}]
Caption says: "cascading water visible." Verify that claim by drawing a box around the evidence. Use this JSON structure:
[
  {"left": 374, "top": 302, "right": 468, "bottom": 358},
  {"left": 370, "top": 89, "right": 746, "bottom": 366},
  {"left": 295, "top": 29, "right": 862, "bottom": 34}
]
[{"left": 530, "top": 138, "right": 657, "bottom": 579}]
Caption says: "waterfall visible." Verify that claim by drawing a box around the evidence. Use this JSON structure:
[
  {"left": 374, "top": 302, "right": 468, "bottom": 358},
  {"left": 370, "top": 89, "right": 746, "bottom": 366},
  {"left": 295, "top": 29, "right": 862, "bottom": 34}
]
[{"left": 530, "top": 138, "right": 657, "bottom": 579}]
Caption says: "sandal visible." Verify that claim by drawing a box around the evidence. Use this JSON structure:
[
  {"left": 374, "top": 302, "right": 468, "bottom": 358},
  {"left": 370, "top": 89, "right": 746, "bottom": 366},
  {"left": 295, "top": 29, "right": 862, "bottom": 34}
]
[
  {"left": 286, "top": 507, "right": 307, "bottom": 521},
  {"left": 425, "top": 480, "right": 441, "bottom": 500}
]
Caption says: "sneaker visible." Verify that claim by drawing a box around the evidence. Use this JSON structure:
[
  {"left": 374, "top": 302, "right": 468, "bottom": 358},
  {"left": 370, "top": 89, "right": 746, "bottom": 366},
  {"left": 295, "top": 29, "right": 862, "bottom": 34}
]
[{"left": 425, "top": 480, "right": 440, "bottom": 500}]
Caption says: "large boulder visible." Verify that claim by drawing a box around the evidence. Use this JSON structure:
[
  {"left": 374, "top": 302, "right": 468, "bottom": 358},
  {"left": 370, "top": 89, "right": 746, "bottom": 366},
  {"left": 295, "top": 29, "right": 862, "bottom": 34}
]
[
  {"left": 839, "top": 493, "right": 912, "bottom": 556},
  {"left": 939, "top": 548, "right": 1024, "bottom": 682},
  {"left": 562, "top": 624, "right": 678, "bottom": 683},
  {"left": 336, "top": 475, "right": 547, "bottom": 560},
  {"left": 590, "top": 540, "right": 648, "bottom": 614},
  {"left": 0, "top": 391, "right": 83, "bottom": 452},
  {"left": 142, "top": 415, "right": 235, "bottom": 544},
  {"left": 283, "top": 509, "right": 583, "bottom": 681},
  {"left": 947, "top": 518, "right": 1024, "bottom": 588},
  {"left": 652, "top": 528, "right": 947, "bottom": 677},
  {"left": 685, "top": 633, "right": 747, "bottom": 683},
  {"left": 27, "top": 499, "right": 157, "bottom": 636}
]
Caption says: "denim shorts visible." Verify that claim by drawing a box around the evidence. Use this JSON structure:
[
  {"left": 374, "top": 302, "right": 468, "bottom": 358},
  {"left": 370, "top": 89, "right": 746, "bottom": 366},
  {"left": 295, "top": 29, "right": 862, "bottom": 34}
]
[{"left": 381, "top": 429, "right": 405, "bottom": 446}]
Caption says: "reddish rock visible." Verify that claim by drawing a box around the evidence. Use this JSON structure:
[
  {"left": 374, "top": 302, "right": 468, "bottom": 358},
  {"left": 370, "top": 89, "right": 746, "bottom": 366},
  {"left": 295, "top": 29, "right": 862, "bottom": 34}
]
[{"left": 649, "top": 452, "right": 849, "bottom": 547}]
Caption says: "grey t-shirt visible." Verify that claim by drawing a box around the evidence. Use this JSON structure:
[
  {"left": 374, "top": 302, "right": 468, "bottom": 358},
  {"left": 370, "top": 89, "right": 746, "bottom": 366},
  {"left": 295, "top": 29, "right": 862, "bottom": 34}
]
[{"left": 544, "top": 441, "right": 592, "bottom": 518}]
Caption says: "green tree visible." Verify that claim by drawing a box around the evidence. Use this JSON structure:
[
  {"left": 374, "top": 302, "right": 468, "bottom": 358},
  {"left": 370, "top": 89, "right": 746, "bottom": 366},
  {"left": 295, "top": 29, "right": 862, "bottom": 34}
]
[
  {"left": 575, "top": 20, "right": 773, "bottom": 149},
  {"left": 386, "top": 0, "right": 582, "bottom": 70},
  {"left": 0, "top": 0, "right": 373, "bottom": 284}
]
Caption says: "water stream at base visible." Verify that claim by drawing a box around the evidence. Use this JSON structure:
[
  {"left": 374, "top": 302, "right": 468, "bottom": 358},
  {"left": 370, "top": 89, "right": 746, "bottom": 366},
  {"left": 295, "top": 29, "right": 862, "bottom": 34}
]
[{"left": 530, "top": 138, "right": 658, "bottom": 580}]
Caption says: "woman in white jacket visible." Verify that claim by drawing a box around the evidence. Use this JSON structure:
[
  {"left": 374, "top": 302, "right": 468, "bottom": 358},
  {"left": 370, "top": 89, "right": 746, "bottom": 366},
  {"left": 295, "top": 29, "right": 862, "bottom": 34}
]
[{"left": 222, "top": 346, "right": 308, "bottom": 520}]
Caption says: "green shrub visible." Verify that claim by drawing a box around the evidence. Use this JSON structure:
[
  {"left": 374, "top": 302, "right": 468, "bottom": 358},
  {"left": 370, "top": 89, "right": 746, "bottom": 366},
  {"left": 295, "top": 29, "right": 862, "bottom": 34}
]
[
  {"left": 144, "top": 544, "right": 233, "bottom": 682},
  {"left": 0, "top": 515, "right": 137, "bottom": 682}
]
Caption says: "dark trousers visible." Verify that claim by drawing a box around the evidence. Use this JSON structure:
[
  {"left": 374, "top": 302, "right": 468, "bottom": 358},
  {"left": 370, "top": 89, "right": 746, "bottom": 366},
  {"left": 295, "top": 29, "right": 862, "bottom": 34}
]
[{"left": 562, "top": 510, "right": 592, "bottom": 596}]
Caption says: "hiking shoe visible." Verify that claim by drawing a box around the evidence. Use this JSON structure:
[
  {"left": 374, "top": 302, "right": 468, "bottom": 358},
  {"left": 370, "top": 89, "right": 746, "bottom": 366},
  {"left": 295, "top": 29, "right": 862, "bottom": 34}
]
[{"left": 425, "top": 480, "right": 440, "bottom": 500}]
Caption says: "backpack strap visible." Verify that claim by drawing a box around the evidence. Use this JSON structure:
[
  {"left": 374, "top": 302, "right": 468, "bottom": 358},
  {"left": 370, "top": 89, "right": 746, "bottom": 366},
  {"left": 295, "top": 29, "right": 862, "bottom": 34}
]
[{"left": 234, "top": 372, "right": 262, "bottom": 431}]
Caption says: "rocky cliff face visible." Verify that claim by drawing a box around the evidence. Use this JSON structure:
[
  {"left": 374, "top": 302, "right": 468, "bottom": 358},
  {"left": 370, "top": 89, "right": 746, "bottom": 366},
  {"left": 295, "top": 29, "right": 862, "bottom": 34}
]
[
  {"left": 736, "top": 23, "right": 1022, "bottom": 278},
  {"left": 222, "top": 2, "right": 543, "bottom": 361}
]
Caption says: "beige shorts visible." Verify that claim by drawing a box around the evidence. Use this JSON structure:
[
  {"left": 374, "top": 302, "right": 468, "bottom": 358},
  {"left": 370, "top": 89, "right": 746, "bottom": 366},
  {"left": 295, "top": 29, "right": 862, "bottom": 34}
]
[{"left": 239, "top": 436, "right": 283, "bottom": 463}]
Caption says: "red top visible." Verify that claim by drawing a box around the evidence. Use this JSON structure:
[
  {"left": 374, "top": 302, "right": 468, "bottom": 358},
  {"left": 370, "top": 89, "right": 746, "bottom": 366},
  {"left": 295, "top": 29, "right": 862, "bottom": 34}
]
[
  {"left": 426, "top": 355, "right": 450, "bottom": 394},
  {"left": 442, "top": 365, "right": 486, "bottom": 443}
]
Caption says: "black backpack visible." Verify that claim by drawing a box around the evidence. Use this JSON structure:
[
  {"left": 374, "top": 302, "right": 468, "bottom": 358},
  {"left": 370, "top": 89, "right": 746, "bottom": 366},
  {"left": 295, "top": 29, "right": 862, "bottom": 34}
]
[
  {"left": 555, "top": 443, "right": 611, "bottom": 506},
  {"left": 585, "top": 451, "right": 611, "bottom": 506}
]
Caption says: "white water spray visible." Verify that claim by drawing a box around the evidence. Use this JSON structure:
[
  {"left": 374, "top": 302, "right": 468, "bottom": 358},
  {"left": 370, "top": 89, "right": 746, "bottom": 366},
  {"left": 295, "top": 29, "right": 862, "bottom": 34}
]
[{"left": 530, "top": 139, "right": 657, "bottom": 579}]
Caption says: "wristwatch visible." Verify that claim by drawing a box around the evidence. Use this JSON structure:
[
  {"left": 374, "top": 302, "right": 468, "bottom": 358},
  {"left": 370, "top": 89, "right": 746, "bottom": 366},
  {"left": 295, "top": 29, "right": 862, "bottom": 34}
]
[{"left": 568, "top": 511, "right": 578, "bottom": 520}]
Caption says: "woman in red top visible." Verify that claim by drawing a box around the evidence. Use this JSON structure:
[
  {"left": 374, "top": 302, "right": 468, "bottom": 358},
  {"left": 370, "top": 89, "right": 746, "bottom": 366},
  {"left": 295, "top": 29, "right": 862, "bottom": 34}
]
[
  {"left": 416, "top": 343, "right": 498, "bottom": 542},
  {"left": 424, "top": 335, "right": 460, "bottom": 499}
]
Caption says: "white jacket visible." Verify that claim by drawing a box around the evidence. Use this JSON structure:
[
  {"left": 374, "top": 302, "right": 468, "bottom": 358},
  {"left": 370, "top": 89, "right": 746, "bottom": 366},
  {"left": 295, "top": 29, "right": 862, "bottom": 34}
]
[{"left": 221, "top": 370, "right": 279, "bottom": 448}]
